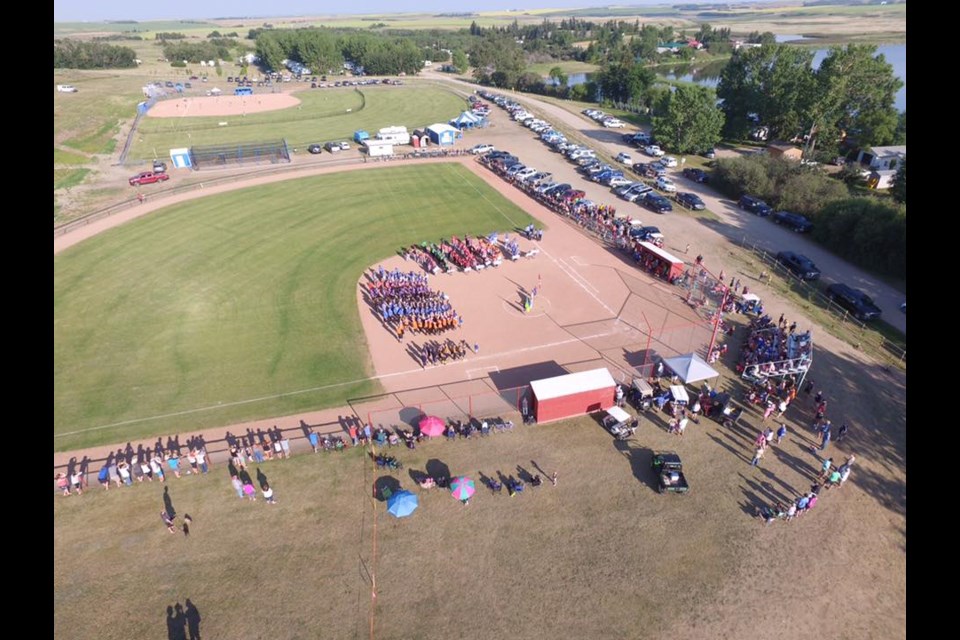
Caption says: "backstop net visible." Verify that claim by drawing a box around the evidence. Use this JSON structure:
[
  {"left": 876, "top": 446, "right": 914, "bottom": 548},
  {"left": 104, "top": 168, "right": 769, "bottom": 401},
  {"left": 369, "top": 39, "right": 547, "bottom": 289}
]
[{"left": 189, "top": 139, "right": 290, "bottom": 169}]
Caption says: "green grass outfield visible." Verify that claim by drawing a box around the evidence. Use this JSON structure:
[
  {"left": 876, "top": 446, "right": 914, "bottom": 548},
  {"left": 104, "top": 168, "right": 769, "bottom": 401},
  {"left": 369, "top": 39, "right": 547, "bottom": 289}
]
[
  {"left": 127, "top": 86, "right": 467, "bottom": 161},
  {"left": 53, "top": 163, "right": 536, "bottom": 451}
]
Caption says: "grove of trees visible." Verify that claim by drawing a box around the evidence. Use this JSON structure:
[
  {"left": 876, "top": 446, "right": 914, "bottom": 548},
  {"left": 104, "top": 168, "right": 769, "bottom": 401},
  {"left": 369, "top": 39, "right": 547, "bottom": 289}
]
[
  {"left": 651, "top": 84, "right": 724, "bottom": 154},
  {"left": 255, "top": 29, "right": 425, "bottom": 76},
  {"left": 717, "top": 44, "right": 903, "bottom": 158},
  {"left": 53, "top": 40, "right": 137, "bottom": 69}
]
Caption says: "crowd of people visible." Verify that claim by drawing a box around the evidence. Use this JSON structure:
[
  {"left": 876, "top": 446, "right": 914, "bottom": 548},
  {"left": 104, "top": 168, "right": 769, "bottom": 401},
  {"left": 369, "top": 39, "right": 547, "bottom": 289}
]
[
  {"left": 737, "top": 313, "right": 812, "bottom": 379},
  {"left": 413, "top": 338, "right": 476, "bottom": 367},
  {"left": 363, "top": 266, "right": 462, "bottom": 341}
]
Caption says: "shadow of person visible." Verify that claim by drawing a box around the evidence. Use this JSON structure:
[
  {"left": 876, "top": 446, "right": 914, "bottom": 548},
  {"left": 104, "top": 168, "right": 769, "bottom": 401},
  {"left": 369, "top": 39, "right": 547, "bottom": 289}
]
[
  {"left": 515, "top": 465, "right": 534, "bottom": 483},
  {"left": 166, "top": 603, "right": 186, "bottom": 640},
  {"left": 256, "top": 467, "right": 269, "bottom": 489},
  {"left": 163, "top": 486, "right": 176, "bottom": 519},
  {"left": 184, "top": 599, "right": 201, "bottom": 640}
]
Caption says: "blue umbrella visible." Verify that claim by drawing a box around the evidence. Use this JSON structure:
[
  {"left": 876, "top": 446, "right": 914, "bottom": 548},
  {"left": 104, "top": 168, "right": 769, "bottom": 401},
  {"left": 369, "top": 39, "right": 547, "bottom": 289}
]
[{"left": 386, "top": 490, "right": 419, "bottom": 518}]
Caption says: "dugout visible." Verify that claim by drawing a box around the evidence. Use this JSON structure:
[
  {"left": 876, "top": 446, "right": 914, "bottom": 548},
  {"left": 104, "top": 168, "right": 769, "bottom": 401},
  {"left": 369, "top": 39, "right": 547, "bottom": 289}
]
[
  {"left": 530, "top": 368, "right": 617, "bottom": 423},
  {"left": 635, "top": 241, "right": 685, "bottom": 283},
  {"left": 189, "top": 140, "right": 290, "bottom": 169}
]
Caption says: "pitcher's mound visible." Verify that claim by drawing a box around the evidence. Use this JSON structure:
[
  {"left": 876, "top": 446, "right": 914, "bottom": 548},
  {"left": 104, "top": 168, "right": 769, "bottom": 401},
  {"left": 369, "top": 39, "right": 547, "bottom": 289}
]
[{"left": 146, "top": 93, "right": 302, "bottom": 118}]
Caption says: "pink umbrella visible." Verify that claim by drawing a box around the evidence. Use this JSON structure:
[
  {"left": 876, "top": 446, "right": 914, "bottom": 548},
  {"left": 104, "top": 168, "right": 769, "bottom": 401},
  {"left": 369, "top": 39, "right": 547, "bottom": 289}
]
[{"left": 419, "top": 415, "right": 445, "bottom": 437}]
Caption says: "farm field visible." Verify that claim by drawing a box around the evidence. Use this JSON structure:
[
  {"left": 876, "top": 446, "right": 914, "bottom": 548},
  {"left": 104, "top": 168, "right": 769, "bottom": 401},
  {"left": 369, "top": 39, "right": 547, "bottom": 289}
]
[
  {"left": 126, "top": 86, "right": 467, "bottom": 161},
  {"left": 53, "top": 391, "right": 906, "bottom": 640},
  {"left": 53, "top": 163, "right": 536, "bottom": 451}
]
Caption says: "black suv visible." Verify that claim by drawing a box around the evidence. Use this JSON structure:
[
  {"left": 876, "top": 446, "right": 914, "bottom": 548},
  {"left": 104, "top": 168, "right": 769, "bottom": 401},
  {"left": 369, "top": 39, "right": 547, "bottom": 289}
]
[
  {"left": 643, "top": 193, "right": 673, "bottom": 213},
  {"left": 739, "top": 194, "right": 773, "bottom": 216},
  {"left": 776, "top": 251, "right": 821, "bottom": 281},
  {"left": 676, "top": 192, "right": 705, "bottom": 210},
  {"left": 825, "top": 283, "right": 882, "bottom": 320},
  {"left": 682, "top": 167, "right": 709, "bottom": 183},
  {"left": 772, "top": 211, "right": 813, "bottom": 233}
]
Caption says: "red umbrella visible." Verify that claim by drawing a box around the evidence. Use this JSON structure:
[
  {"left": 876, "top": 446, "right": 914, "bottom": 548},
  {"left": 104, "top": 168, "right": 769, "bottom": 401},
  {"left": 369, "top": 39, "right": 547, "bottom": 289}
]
[{"left": 419, "top": 415, "right": 445, "bottom": 437}]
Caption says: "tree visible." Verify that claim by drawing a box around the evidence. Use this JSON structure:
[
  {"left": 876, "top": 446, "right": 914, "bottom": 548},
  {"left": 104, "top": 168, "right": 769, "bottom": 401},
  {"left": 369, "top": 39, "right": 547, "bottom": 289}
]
[
  {"left": 892, "top": 111, "right": 906, "bottom": 144},
  {"left": 651, "top": 85, "right": 725, "bottom": 154},
  {"left": 548, "top": 66, "right": 567, "bottom": 88},
  {"left": 717, "top": 45, "right": 816, "bottom": 140},
  {"left": 890, "top": 158, "right": 906, "bottom": 204},
  {"left": 452, "top": 49, "right": 468, "bottom": 72}
]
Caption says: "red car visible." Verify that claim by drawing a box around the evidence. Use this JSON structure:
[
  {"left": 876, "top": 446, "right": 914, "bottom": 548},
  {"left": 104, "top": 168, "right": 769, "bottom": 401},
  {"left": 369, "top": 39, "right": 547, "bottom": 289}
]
[{"left": 129, "top": 171, "right": 170, "bottom": 187}]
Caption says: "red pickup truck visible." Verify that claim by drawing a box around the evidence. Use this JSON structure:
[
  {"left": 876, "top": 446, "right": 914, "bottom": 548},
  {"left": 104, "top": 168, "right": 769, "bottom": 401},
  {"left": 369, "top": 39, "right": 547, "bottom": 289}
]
[{"left": 129, "top": 171, "right": 170, "bottom": 187}]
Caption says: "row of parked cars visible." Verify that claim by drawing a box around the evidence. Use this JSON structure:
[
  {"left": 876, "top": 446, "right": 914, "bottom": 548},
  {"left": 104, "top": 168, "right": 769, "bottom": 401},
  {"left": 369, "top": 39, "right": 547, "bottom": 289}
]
[
  {"left": 307, "top": 141, "right": 351, "bottom": 154},
  {"left": 581, "top": 109, "right": 625, "bottom": 128},
  {"left": 738, "top": 195, "right": 814, "bottom": 233}
]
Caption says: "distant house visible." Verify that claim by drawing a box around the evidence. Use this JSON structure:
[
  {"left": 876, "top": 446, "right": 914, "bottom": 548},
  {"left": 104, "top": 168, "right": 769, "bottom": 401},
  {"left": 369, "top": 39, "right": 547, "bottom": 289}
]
[
  {"left": 686, "top": 39, "right": 703, "bottom": 50},
  {"left": 767, "top": 142, "right": 803, "bottom": 162},
  {"left": 732, "top": 41, "right": 763, "bottom": 50},
  {"left": 856, "top": 145, "right": 906, "bottom": 171}
]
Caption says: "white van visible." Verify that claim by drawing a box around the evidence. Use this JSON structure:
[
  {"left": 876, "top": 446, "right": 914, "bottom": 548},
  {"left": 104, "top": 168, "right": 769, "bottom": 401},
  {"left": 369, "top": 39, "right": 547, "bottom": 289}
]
[{"left": 57, "top": 84, "right": 78, "bottom": 93}]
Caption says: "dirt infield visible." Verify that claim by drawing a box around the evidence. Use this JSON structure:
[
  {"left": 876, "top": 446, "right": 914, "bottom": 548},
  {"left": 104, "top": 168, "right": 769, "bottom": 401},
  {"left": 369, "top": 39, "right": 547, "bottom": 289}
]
[{"left": 146, "top": 92, "right": 301, "bottom": 118}]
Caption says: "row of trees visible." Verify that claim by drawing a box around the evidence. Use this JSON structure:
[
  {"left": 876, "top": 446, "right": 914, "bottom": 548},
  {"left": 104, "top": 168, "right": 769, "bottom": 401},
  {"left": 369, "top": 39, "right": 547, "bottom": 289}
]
[
  {"left": 717, "top": 44, "right": 903, "bottom": 157},
  {"left": 53, "top": 40, "right": 137, "bottom": 69},
  {"left": 254, "top": 29, "right": 425, "bottom": 76},
  {"left": 162, "top": 40, "right": 236, "bottom": 64}
]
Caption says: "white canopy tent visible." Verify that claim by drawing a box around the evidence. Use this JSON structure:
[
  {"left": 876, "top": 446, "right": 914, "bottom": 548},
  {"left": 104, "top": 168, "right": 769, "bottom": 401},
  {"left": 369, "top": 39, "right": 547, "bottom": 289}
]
[{"left": 662, "top": 353, "right": 720, "bottom": 384}]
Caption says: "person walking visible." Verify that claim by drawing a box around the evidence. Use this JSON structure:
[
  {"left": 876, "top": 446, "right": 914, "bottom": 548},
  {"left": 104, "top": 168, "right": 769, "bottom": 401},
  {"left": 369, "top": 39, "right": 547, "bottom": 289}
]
[
  {"left": 56, "top": 472, "right": 70, "bottom": 496},
  {"left": 817, "top": 457, "right": 833, "bottom": 481},
  {"left": 161, "top": 511, "right": 177, "bottom": 533},
  {"left": 819, "top": 426, "right": 832, "bottom": 452},
  {"left": 684, "top": 243, "right": 690, "bottom": 254},
  {"left": 763, "top": 427, "right": 775, "bottom": 447},
  {"left": 308, "top": 430, "right": 320, "bottom": 454},
  {"left": 551, "top": 472, "right": 558, "bottom": 487},
  {"left": 349, "top": 424, "right": 358, "bottom": 447},
  {"left": 196, "top": 448, "right": 208, "bottom": 475},
  {"left": 230, "top": 475, "right": 244, "bottom": 499},
  {"left": 836, "top": 423, "right": 849, "bottom": 442},
  {"left": 750, "top": 446, "right": 765, "bottom": 467},
  {"left": 101, "top": 463, "right": 114, "bottom": 490},
  {"left": 776, "top": 423, "right": 788, "bottom": 445},
  {"left": 838, "top": 465, "right": 852, "bottom": 487},
  {"left": 261, "top": 483, "right": 277, "bottom": 504}
]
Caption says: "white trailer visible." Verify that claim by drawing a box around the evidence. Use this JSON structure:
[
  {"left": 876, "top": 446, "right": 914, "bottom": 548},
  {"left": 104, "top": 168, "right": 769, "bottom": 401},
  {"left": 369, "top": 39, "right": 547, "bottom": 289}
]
[{"left": 364, "top": 140, "right": 395, "bottom": 157}]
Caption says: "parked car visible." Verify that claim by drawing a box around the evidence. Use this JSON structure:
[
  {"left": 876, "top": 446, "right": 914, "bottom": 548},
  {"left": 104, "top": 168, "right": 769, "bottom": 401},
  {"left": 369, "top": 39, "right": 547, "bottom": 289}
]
[
  {"left": 661, "top": 156, "right": 678, "bottom": 168},
  {"left": 675, "top": 192, "right": 705, "bottom": 210},
  {"left": 702, "top": 148, "right": 716, "bottom": 159},
  {"left": 607, "top": 176, "right": 633, "bottom": 188},
  {"left": 772, "top": 211, "right": 813, "bottom": 233},
  {"left": 184, "top": 82, "right": 192, "bottom": 89},
  {"left": 338, "top": 141, "right": 350, "bottom": 150},
  {"left": 776, "top": 251, "right": 821, "bottom": 281},
  {"left": 643, "top": 193, "right": 673, "bottom": 213},
  {"left": 825, "top": 283, "right": 883, "bottom": 321},
  {"left": 654, "top": 177, "right": 677, "bottom": 193},
  {"left": 602, "top": 118, "right": 625, "bottom": 128},
  {"left": 128, "top": 171, "right": 169, "bottom": 186},
  {"left": 682, "top": 167, "right": 709, "bottom": 183},
  {"left": 324, "top": 141, "right": 342, "bottom": 152},
  {"left": 307, "top": 144, "right": 323, "bottom": 154},
  {"left": 624, "top": 185, "right": 653, "bottom": 202},
  {"left": 631, "top": 132, "right": 652, "bottom": 146},
  {"left": 615, "top": 152, "right": 632, "bottom": 164},
  {"left": 152, "top": 160, "right": 167, "bottom": 173},
  {"left": 652, "top": 452, "right": 689, "bottom": 494},
  {"left": 738, "top": 194, "right": 773, "bottom": 217},
  {"left": 630, "top": 225, "right": 663, "bottom": 242},
  {"left": 644, "top": 145, "right": 665, "bottom": 157}
]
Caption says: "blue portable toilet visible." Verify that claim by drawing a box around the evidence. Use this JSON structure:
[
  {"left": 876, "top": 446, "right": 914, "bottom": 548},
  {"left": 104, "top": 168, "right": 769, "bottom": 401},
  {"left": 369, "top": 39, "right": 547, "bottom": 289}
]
[{"left": 354, "top": 130, "right": 370, "bottom": 143}]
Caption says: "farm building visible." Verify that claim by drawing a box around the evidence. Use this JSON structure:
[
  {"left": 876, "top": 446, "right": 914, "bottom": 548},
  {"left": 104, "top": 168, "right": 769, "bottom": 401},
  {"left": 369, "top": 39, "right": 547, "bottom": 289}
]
[
  {"left": 530, "top": 368, "right": 617, "bottom": 423},
  {"left": 426, "top": 123, "right": 458, "bottom": 146},
  {"left": 867, "top": 169, "right": 897, "bottom": 190},
  {"left": 767, "top": 142, "right": 803, "bottom": 161},
  {"left": 363, "top": 139, "right": 395, "bottom": 157}
]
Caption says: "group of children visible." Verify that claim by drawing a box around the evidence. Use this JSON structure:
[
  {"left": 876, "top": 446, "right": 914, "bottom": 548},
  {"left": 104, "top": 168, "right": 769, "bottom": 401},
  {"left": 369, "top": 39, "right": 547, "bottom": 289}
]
[{"left": 365, "top": 267, "right": 462, "bottom": 341}]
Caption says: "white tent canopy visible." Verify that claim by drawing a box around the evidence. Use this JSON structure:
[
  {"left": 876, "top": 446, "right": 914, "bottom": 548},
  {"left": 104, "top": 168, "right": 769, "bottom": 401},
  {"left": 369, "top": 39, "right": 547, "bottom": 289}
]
[{"left": 662, "top": 353, "right": 719, "bottom": 384}]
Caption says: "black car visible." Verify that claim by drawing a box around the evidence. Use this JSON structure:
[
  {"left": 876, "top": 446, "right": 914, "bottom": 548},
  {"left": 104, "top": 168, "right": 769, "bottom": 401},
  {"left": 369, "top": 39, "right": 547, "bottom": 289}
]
[
  {"left": 776, "top": 251, "right": 821, "bottom": 281},
  {"left": 682, "top": 167, "right": 709, "bottom": 183},
  {"left": 676, "top": 192, "right": 706, "bottom": 210},
  {"left": 642, "top": 193, "right": 673, "bottom": 214},
  {"left": 825, "top": 283, "right": 882, "bottom": 320},
  {"left": 772, "top": 211, "right": 813, "bottom": 233},
  {"left": 307, "top": 144, "right": 322, "bottom": 154},
  {"left": 739, "top": 194, "right": 773, "bottom": 216},
  {"left": 630, "top": 225, "right": 662, "bottom": 241}
]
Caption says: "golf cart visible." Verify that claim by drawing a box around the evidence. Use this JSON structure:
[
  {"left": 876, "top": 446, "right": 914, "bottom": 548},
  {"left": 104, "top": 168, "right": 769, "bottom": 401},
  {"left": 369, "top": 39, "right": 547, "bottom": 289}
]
[
  {"left": 631, "top": 377, "right": 654, "bottom": 410},
  {"left": 739, "top": 293, "right": 762, "bottom": 315},
  {"left": 705, "top": 391, "right": 744, "bottom": 428},
  {"left": 601, "top": 406, "right": 637, "bottom": 441},
  {"left": 651, "top": 452, "right": 689, "bottom": 494}
]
